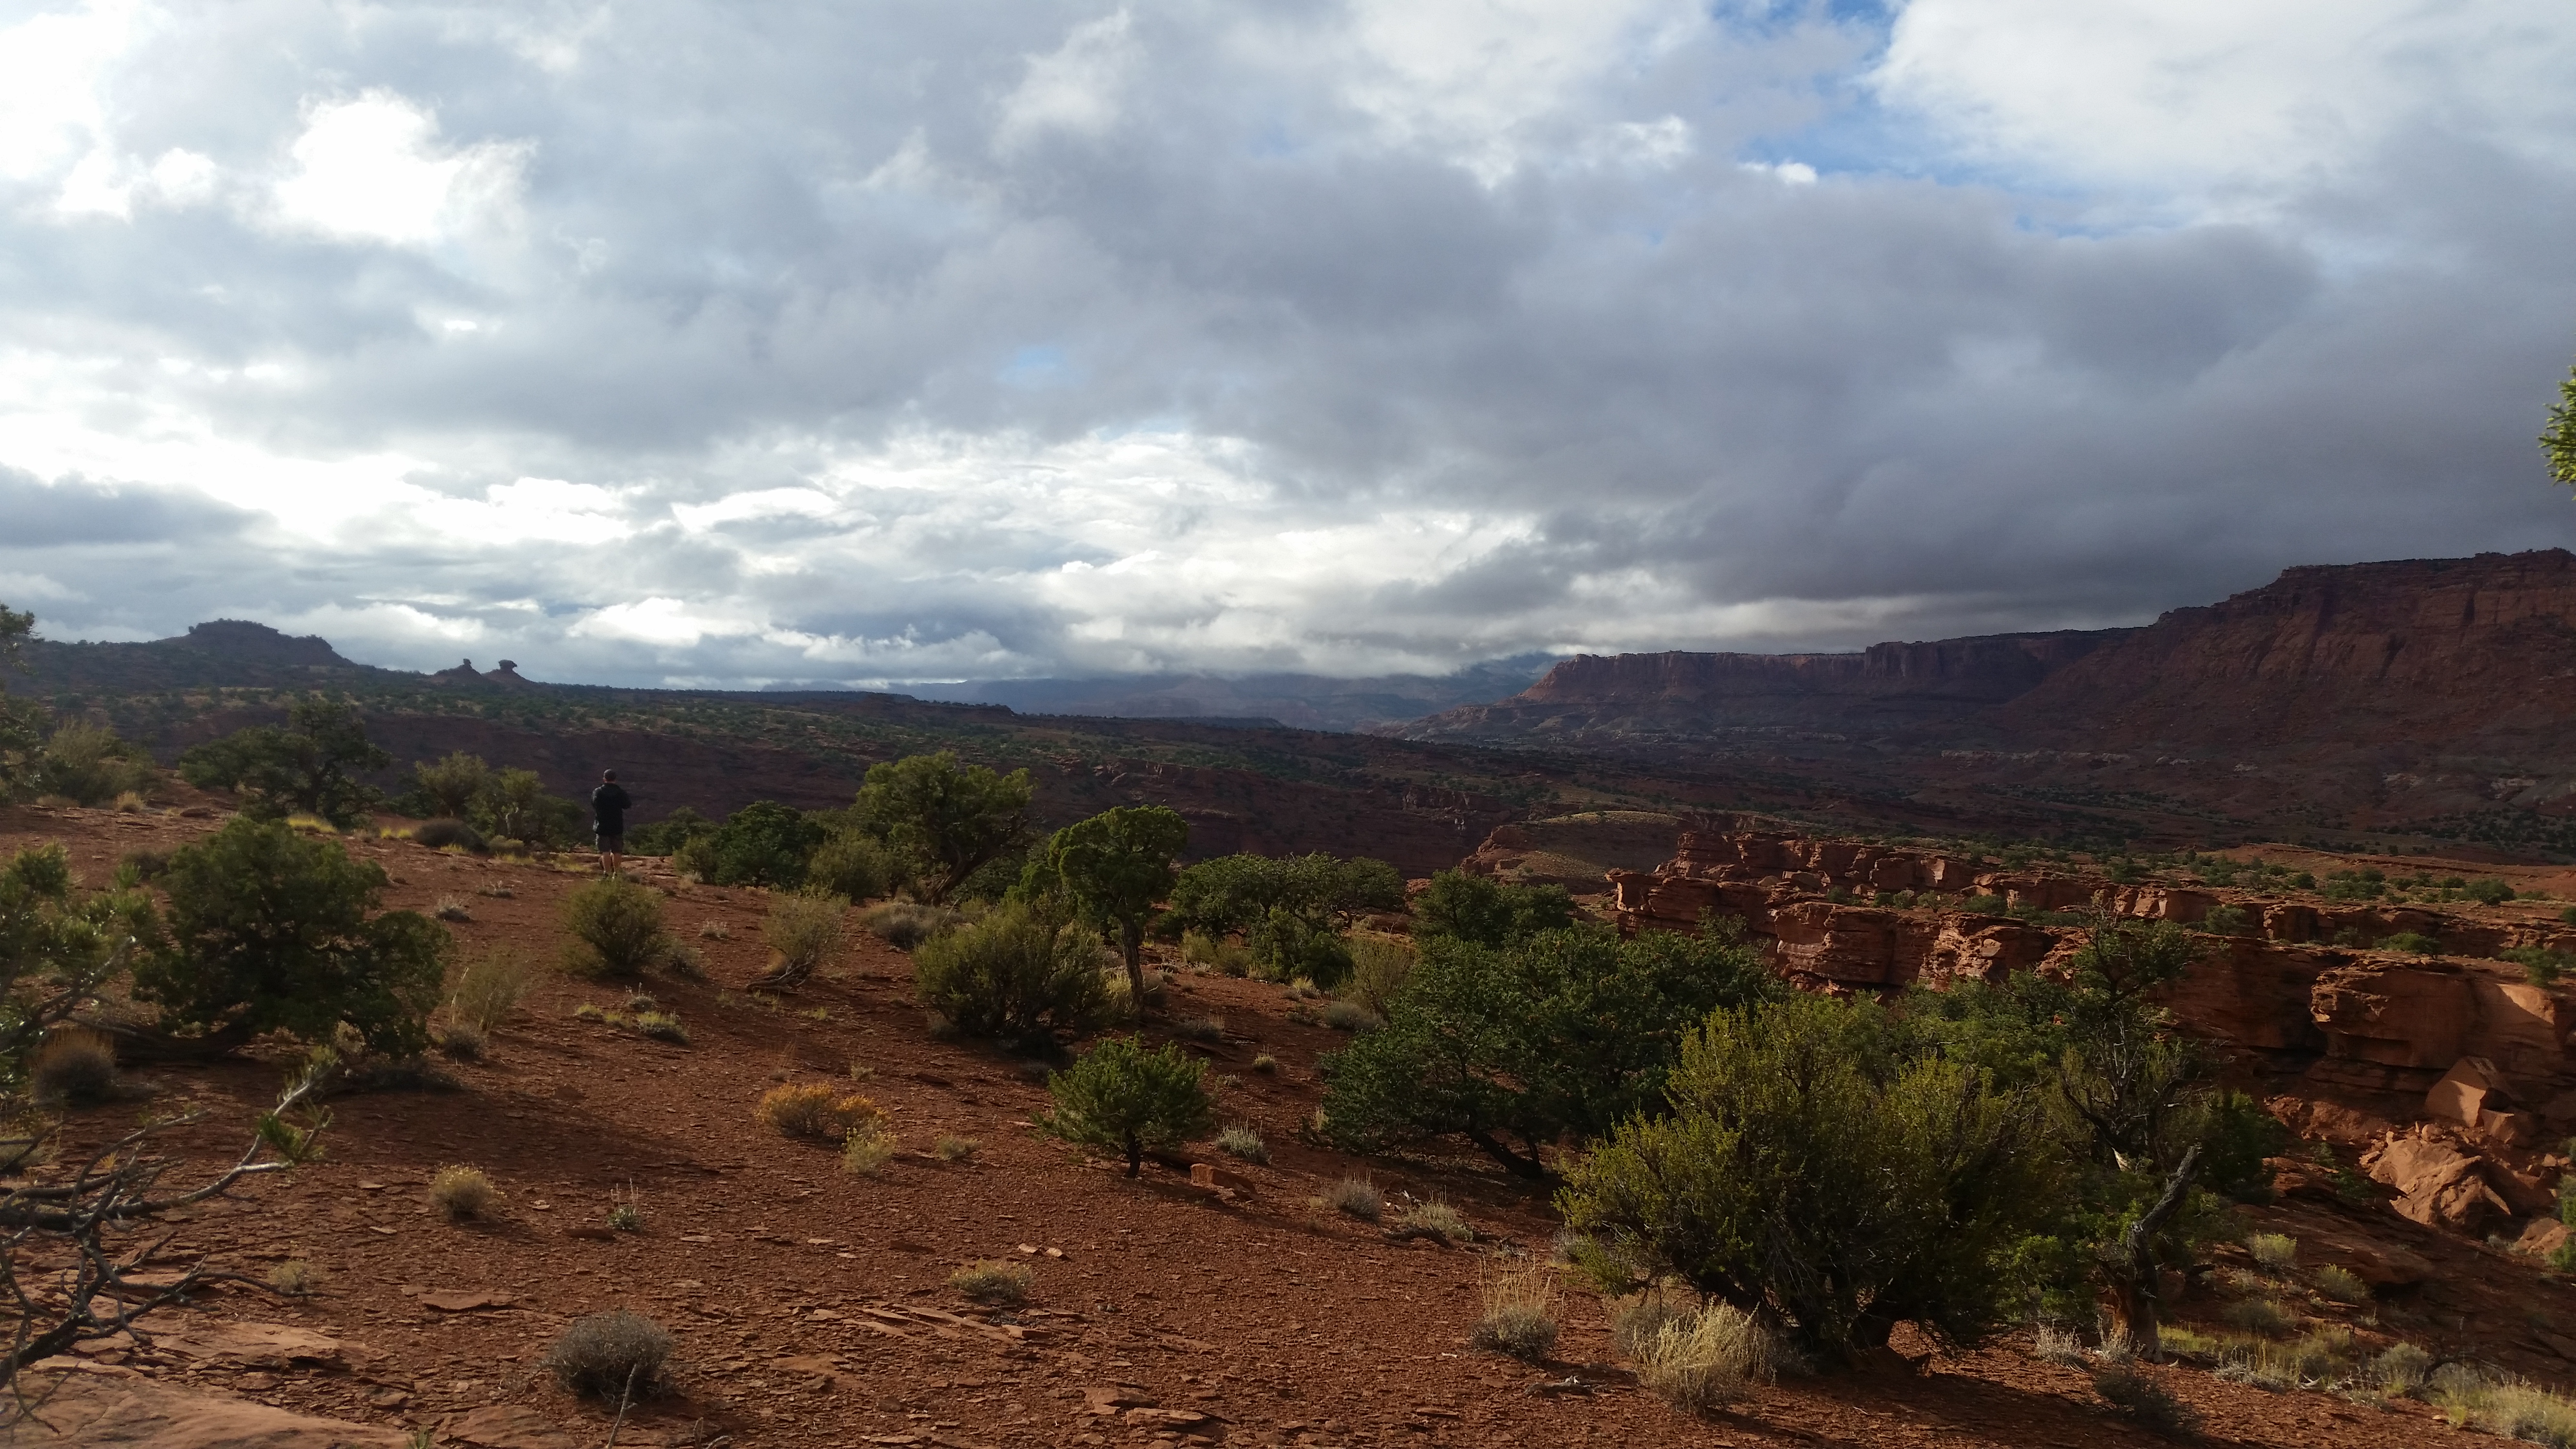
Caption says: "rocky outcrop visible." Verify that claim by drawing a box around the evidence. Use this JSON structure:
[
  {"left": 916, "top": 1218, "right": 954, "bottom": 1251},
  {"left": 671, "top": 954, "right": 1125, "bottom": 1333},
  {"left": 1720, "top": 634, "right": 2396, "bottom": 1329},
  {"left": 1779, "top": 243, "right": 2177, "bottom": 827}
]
[
  {"left": 1999, "top": 549, "right": 2576, "bottom": 757},
  {"left": 12, "top": 1367, "right": 411, "bottom": 1448}
]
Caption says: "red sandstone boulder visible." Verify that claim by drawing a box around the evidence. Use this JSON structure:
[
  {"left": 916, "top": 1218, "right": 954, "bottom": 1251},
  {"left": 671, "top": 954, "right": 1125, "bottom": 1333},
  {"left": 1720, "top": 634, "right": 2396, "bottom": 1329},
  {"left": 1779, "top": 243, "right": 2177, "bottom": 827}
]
[
  {"left": 2312, "top": 963, "right": 2473, "bottom": 1068},
  {"left": 2365, "top": 1131, "right": 2514, "bottom": 1232}
]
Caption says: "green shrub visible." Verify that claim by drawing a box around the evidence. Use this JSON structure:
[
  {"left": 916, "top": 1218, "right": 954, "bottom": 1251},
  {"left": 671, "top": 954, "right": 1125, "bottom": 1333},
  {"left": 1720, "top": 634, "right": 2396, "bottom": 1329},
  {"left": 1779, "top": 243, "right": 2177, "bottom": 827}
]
[
  {"left": 545, "top": 1311, "right": 673, "bottom": 1401},
  {"left": 409, "top": 752, "right": 491, "bottom": 819},
  {"left": 2373, "top": 1341, "right": 2432, "bottom": 1396},
  {"left": 675, "top": 801, "right": 828, "bottom": 887},
  {"left": 134, "top": 818, "right": 446, "bottom": 1058},
  {"left": 176, "top": 698, "right": 389, "bottom": 827},
  {"left": 934, "top": 1134, "right": 979, "bottom": 1162},
  {"left": 1217, "top": 1124, "right": 1268, "bottom": 1163},
  {"left": 2199, "top": 903, "right": 2250, "bottom": 935},
  {"left": 411, "top": 818, "right": 487, "bottom": 853},
  {"left": 1560, "top": 992, "right": 2061, "bottom": 1358},
  {"left": 805, "top": 832, "right": 899, "bottom": 901},
  {"left": 843, "top": 1122, "right": 898, "bottom": 1175},
  {"left": 625, "top": 806, "right": 713, "bottom": 858},
  {"left": 1165, "top": 853, "right": 1405, "bottom": 941},
  {"left": 1039, "top": 1035, "right": 1215, "bottom": 1176},
  {"left": 0, "top": 843, "right": 148, "bottom": 1097},
  {"left": 913, "top": 900, "right": 1110, "bottom": 1046},
  {"left": 561, "top": 876, "right": 675, "bottom": 977},
  {"left": 1344, "top": 934, "right": 1416, "bottom": 1018},
  {"left": 2245, "top": 1232, "right": 2298, "bottom": 1272},
  {"left": 1321, "top": 923, "right": 1775, "bottom": 1179},
  {"left": 2382, "top": 931, "right": 2441, "bottom": 956},
  {"left": 2222, "top": 1295, "right": 2296, "bottom": 1336},
  {"left": 855, "top": 753, "right": 1033, "bottom": 903},
  {"left": 1412, "top": 869, "right": 1574, "bottom": 948},
  {"left": 32, "top": 722, "right": 157, "bottom": 806},
  {"left": 1023, "top": 805, "right": 1191, "bottom": 1002},
  {"left": 2466, "top": 878, "right": 2516, "bottom": 906},
  {"left": 2313, "top": 1265, "right": 2370, "bottom": 1304},
  {"left": 2504, "top": 945, "right": 2574, "bottom": 986}
]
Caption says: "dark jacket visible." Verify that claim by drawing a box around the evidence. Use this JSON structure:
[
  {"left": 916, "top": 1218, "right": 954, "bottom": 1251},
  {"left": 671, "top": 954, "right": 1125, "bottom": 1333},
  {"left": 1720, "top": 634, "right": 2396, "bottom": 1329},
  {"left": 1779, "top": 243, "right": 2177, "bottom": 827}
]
[{"left": 592, "top": 783, "right": 632, "bottom": 833}]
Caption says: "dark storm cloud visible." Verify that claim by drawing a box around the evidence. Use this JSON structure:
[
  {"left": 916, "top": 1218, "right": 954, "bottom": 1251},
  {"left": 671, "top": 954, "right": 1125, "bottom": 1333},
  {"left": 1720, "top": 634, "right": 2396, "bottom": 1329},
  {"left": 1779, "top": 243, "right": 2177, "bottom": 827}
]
[{"left": 0, "top": 1, "right": 2569, "bottom": 685}]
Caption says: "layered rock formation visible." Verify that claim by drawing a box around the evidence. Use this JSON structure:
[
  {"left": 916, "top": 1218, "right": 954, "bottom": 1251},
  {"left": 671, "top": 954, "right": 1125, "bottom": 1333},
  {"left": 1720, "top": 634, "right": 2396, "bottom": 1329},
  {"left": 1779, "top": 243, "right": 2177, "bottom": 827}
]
[
  {"left": 1398, "top": 550, "right": 2576, "bottom": 847},
  {"left": 1406, "top": 628, "right": 2126, "bottom": 741}
]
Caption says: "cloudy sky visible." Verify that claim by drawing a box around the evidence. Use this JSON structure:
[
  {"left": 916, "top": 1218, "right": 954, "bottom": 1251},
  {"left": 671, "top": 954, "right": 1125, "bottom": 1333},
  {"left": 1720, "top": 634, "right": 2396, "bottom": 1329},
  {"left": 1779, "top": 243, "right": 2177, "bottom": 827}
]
[{"left": 2, "top": 0, "right": 2573, "bottom": 690}]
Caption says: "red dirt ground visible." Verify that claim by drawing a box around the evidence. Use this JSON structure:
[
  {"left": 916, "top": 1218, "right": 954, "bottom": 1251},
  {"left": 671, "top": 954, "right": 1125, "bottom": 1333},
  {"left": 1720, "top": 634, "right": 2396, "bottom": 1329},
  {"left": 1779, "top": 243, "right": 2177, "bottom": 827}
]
[{"left": 5, "top": 800, "right": 2565, "bottom": 1449}]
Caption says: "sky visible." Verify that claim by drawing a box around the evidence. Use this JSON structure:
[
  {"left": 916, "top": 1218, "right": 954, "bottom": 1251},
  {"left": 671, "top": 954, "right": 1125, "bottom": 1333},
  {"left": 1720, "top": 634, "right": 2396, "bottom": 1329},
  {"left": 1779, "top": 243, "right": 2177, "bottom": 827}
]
[{"left": 2, "top": 0, "right": 2573, "bottom": 690}]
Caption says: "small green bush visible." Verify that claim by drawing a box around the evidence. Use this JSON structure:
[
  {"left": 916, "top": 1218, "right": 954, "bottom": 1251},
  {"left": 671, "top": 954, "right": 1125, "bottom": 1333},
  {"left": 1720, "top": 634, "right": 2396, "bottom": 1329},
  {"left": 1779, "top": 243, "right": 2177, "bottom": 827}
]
[
  {"left": 1401, "top": 1198, "right": 1472, "bottom": 1242},
  {"left": 2504, "top": 945, "right": 2574, "bottom": 986},
  {"left": 2313, "top": 1265, "right": 2370, "bottom": 1304},
  {"left": 2199, "top": 903, "right": 2250, "bottom": 935},
  {"left": 2222, "top": 1295, "right": 2296, "bottom": 1336},
  {"left": 135, "top": 817, "right": 446, "bottom": 1058},
  {"left": 913, "top": 900, "right": 1111, "bottom": 1046},
  {"left": 545, "top": 1310, "right": 674, "bottom": 1401},
  {"left": 758, "top": 891, "right": 846, "bottom": 986},
  {"left": 843, "top": 1122, "right": 898, "bottom": 1175},
  {"left": 934, "top": 1134, "right": 979, "bottom": 1162},
  {"left": 2373, "top": 1341, "right": 2432, "bottom": 1396},
  {"left": 2245, "top": 1232, "right": 2298, "bottom": 1272},
  {"left": 1344, "top": 934, "right": 1416, "bottom": 1017},
  {"left": 673, "top": 800, "right": 826, "bottom": 888},
  {"left": 411, "top": 818, "right": 487, "bottom": 853},
  {"left": 1319, "top": 1000, "right": 1375, "bottom": 1032},
  {"left": 267, "top": 1260, "right": 320, "bottom": 1296},
  {"left": 2466, "top": 878, "right": 2516, "bottom": 906},
  {"left": 805, "top": 832, "right": 900, "bottom": 902},
  {"left": 1039, "top": 1035, "right": 1215, "bottom": 1176},
  {"left": 561, "top": 876, "right": 675, "bottom": 978},
  {"left": 2381, "top": 932, "right": 2441, "bottom": 956}
]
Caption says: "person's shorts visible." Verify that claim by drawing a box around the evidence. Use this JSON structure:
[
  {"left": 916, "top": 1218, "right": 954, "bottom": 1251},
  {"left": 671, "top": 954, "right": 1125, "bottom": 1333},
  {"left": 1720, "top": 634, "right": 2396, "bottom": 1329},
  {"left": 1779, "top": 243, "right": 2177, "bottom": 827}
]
[{"left": 596, "top": 831, "right": 625, "bottom": 852}]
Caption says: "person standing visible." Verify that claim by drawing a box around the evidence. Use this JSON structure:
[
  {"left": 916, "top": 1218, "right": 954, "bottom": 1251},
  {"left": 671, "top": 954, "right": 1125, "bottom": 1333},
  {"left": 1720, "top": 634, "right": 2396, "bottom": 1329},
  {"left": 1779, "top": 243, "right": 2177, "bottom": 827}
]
[{"left": 592, "top": 769, "right": 633, "bottom": 874}]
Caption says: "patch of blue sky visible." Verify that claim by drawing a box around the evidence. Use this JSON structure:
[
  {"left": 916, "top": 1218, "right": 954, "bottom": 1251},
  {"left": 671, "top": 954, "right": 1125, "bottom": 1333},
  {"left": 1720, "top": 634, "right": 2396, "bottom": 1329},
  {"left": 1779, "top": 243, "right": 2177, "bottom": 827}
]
[{"left": 998, "top": 344, "right": 1077, "bottom": 388}]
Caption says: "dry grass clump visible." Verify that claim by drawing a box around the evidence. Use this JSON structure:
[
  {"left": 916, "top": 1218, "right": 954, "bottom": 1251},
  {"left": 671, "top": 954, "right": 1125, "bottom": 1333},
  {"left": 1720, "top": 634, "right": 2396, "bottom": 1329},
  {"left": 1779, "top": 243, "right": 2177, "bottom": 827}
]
[
  {"left": 1323, "top": 1176, "right": 1382, "bottom": 1221},
  {"left": 1251, "top": 1053, "right": 1279, "bottom": 1074},
  {"left": 2245, "top": 1231, "right": 2299, "bottom": 1273},
  {"left": 934, "top": 1134, "right": 979, "bottom": 1163},
  {"left": 113, "top": 789, "right": 150, "bottom": 814},
  {"left": 434, "top": 1022, "right": 487, "bottom": 1061},
  {"left": 546, "top": 1310, "right": 675, "bottom": 1401},
  {"left": 756, "top": 891, "right": 846, "bottom": 987},
  {"left": 757, "top": 1083, "right": 886, "bottom": 1142},
  {"left": 28, "top": 1028, "right": 118, "bottom": 1108},
  {"left": 697, "top": 918, "right": 731, "bottom": 940},
  {"left": 2031, "top": 1321, "right": 2087, "bottom": 1367},
  {"left": 267, "top": 1260, "right": 321, "bottom": 1297},
  {"left": 608, "top": 1182, "right": 644, "bottom": 1232},
  {"left": 448, "top": 945, "right": 532, "bottom": 1031},
  {"left": 2221, "top": 1294, "right": 2297, "bottom": 1336},
  {"left": 2313, "top": 1264, "right": 2371, "bottom": 1304},
  {"left": 411, "top": 818, "right": 486, "bottom": 853},
  {"left": 433, "top": 896, "right": 473, "bottom": 922},
  {"left": 428, "top": 1165, "right": 502, "bottom": 1221},
  {"left": 1319, "top": 1000, "right": 1377, "bottom": 1032},
  {"left": 1633, "top": 1300, "right": 1775, "bottom": 1410},
  {"left": 2431, "top": 1369, "right": 2576, "bottom": 1447},
  {"left": 1216, "top": 1125, "right": 1268, "bottom": 1163},
  {"left": 1173, "top": 1014, "right": 1226, "bottom": 1042},
  {"left": 1470, "top": 1256, "right": 1560, "bottom": 1362},
  {"left": 1344, "top": 933, "right": 1416, "bottom": 1018},
  {"left": 2093, "top": 1365, "right": 2199, "bottom": 1435},
  {"left": 843, "top": 1123, "right": 898, "bottom": 1176},
  {"left": 951, "top": 1260, "right": 1034, "bottom": 1305},
  {"left": 860, "top": 900, "right": 960, "bottom": 950},
  {"left": 1399, "top": 1198, "right": 1473, "bottom": 1243},
  {"left": 633, "top": 1011, "right": 689, "bottom": 1043},
  {"left": 2374, "top": 1341, "right": 2433, "bottom": 1396}
]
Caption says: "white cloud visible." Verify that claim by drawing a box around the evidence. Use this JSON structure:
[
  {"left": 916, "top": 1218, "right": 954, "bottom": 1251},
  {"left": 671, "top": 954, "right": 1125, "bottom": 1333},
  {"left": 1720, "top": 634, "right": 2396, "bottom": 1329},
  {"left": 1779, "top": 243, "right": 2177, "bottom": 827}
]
[
  {"left": 995, "top": 10, "right": 1138, "bottom": 150},
  {"left": 0, "top": 0, "right": 146, "bottom": 180},
  {"left": 270, "top": 91, "right": 531, "bottom": 244},
  {"left": 1874, "top": 0, "right": 2576, "bottom": 205}
]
